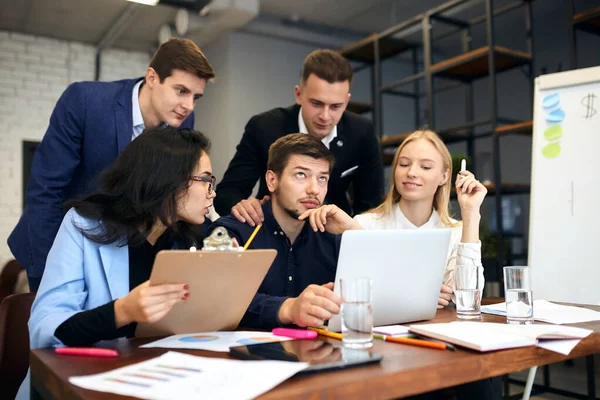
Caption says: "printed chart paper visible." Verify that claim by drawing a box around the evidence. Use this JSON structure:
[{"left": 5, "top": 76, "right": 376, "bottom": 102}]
[
  {"left": 69, "top": 351, "right": 308, "bottom": 400},
  {"left": 141, "top": 331, "right": 292, "bottom": 352}
]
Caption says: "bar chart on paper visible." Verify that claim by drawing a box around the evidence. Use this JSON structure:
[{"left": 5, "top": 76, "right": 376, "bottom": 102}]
[
  {"left": 529, "top": 65, "right": 600, "bottom": 306},
  {"left": 68, "top": 351, "right": 308, "bottom": 399}
]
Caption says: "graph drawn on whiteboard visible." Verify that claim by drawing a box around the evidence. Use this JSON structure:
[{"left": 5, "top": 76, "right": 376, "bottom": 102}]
[
  {"left": 541, "top": 92, "right": 564, "bottom": 159},
  {"left": 530, "top": 66, "right": 600, "bottom": 306},
  {"left": 580, "top": 93, "right": 596, "bottom": 119}
]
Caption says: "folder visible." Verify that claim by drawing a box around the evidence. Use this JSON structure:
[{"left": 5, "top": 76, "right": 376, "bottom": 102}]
[{"left": 136, "top": 241, "right": 276, "bottom": 338}]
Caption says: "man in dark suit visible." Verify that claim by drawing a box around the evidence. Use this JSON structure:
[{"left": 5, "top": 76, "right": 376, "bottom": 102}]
[
  {"left": 8, "top": 38, "right": 215, "bottom": 292},
  {"left": 214, "top": 49, "right": 384, "bottom": 225}
]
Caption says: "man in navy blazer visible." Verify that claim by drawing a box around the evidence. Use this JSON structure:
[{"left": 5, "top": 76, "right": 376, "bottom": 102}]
[
  {"left": 8, "top": 38, "right": 215, "bottom": 292},
  {"left": 214, "top": 49, "right": 384, "bottom": 224}
]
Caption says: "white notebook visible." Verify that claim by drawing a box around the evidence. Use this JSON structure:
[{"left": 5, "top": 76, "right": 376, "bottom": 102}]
[{"left": 408, "top": 322, "right": 592, "bottom": 352}]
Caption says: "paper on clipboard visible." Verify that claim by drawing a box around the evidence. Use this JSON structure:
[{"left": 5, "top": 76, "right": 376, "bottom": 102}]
[{"left": 136, "top": 228, "right": 276, "bottom": 338}]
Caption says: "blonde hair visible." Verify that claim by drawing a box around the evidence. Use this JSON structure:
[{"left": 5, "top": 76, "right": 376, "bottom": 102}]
[{"left": 367, "top": 129, "right": 459, "bottom": 228}]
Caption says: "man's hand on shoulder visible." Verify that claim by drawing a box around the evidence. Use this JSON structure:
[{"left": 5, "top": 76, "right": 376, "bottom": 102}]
[{"left": 231, "top": 195, "right": 270, "bottom": 227}]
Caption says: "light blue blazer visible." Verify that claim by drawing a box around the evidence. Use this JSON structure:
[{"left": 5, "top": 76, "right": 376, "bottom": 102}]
[
  {"left": 29, "top": 208, "right": 130, "bottom": 349},
  {"left": 19, "top": 209, "right": 131, "bottom": 399}
]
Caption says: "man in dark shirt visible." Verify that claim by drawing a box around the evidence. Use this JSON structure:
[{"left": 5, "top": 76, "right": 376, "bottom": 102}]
[
  {"left": 211, "top": 134, "right": 501, "bottom": 400},
  {"left": 210, "top": 134, "right": 342, "bottom": 329},
  {"left": 214, "top": 49, "right": 384, "bottom": 225}
]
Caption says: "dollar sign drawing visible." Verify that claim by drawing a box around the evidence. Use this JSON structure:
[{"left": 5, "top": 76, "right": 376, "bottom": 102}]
[{"left": 581, "top": 93, "right": 597, "bottom": 119}]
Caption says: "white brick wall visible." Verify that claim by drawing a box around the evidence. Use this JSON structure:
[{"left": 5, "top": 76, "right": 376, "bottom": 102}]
[{"left": 0, "top": 30, "right": 150, "bottom": 270}]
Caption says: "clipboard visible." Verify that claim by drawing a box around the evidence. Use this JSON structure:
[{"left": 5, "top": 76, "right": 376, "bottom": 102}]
[{"left": 136, "top": 228, "right": 276, "bottom": 338}]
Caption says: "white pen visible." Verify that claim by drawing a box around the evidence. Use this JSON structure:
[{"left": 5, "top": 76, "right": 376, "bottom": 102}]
[{"left": 460, "top": 159, "right": 466, "bottom": 176}]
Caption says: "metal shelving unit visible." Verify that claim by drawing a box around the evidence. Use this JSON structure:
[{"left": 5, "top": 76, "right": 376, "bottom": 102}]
[
  {"left": 339, "top": 4, "right": 600, "bottom": 398},
  {"left": 567, "top": 1, "right": 600, "bottom": 69},
  {"left": 338, "top": 0, "right": 535, "bottom": 289}
]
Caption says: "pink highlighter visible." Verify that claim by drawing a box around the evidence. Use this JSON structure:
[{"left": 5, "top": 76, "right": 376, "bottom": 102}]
[
  {"left": 272, "top": 328, "right": 318, "bottom": 340},
  {"left": 55, "top": 347, "right": 119, "bottom": 357}
]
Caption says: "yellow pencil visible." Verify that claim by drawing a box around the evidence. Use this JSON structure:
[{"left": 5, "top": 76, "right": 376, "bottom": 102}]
[
  {"left": 243, "top": 224, "right": 262, "bottom": 250},
  {"left": 307, "top": 327, "right": 343, "bottom": 340}
]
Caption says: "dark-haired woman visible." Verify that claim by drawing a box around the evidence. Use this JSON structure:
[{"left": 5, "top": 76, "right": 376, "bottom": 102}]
[{"left": 28, "top": 126, "right": 216, "bottom": 350}]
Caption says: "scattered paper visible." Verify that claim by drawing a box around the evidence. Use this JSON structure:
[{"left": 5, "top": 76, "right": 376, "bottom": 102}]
[
  {"left": 69, "top": 351, "right": 308, "bottom": 400},
  {"left": 481, "top": 300, "right": 600, "bottom": 324},
  {"left": 500, "top": 323, "right": 593, "bottom": 340},
  {"left": 537, "top": 339, "right": 582, "bottom": 355},
  {"left": 141, "top": 331, "right": 292, "bottom": 352},
  {"left": 373, "top": 325, "right": 410, "bottom": 336}
]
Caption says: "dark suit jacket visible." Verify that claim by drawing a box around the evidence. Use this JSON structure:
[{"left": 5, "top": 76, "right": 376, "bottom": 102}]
[
  {"left": 214, "top": 104, "right": 384, "bottom": 216},
  {"left": 8, "top": 78, "right": 195, "bottom": 280}
]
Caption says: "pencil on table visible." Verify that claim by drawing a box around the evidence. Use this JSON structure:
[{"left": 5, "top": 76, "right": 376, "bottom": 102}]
[{"left": 307, "top": 327, "right": 343, "bottom": 340}]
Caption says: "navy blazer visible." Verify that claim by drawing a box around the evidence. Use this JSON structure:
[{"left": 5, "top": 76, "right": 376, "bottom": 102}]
[
  {"left": 214, "top": 104, "right": 384, "bottom": 217},
  {"left": 7, "top": 78, "right": 195, "bottom": 279}
]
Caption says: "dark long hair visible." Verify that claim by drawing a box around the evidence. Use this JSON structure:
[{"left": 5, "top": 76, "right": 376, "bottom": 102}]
[{"left": 67, "top": 126, "right": 211, "bottom": 246}]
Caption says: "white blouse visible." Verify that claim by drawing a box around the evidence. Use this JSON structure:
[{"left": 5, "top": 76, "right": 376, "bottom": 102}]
[{"left": 354, "top": 206, "right": 484, "bottom": 291}]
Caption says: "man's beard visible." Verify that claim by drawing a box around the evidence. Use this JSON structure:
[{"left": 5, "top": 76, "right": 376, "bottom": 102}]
[
  {"left": 273, "top": 188, "right": 319, "bottom": 220},
  {"left": 283, "top": 206, "right": 301, "bottom": 220}
]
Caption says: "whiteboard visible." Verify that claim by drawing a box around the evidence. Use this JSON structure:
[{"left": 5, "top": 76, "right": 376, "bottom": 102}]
[{"left": 529, "top": 66, "right": 600, "bottom": 306}]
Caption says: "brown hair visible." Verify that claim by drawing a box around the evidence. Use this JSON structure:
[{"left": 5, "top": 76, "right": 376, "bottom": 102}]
[
  {"left": 301, "top": 49, "right": 353, "bottom": 85},
  {"left": 366, "top": 129, "right": 459, "bottom": 228},
  {"left": 267, "top": 134, "right": 335, "bottom": 176},
  {"left": 149, "top": 38, "right": 215, "bottom": 82}
]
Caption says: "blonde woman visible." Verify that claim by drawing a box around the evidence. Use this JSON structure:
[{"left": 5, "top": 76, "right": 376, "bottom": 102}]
[{"left": 299, "top": 129, "right": 488, "bottom": 308}]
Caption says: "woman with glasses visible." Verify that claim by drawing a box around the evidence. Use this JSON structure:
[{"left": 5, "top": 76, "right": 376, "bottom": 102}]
[{"left": 27, "top": 126, "right": 216, "bottom": 350}]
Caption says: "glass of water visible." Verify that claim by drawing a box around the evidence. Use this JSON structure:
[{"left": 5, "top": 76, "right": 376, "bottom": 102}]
[
  {"left": 454, "top": 264, "right": 482, "bottom": 319},
  {"left": 340, "top": 277, "right": 373, "bottom": 349},
  {"left": 503, "top": 266, "right": 533, "bottom": 324}
]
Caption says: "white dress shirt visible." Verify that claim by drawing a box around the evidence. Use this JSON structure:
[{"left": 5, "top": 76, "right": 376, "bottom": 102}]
[
  {"left": 354, "top": 205, "right": 484, "bottom": 291},
  {"left": 298, "top": 107, "right": 337, "bottom": 149},
  {"left": 129, "top": 80, "right": 221, "bottom": 222},
  {"left": 131, "top": 79, "right": 145, "bottom": 140}
]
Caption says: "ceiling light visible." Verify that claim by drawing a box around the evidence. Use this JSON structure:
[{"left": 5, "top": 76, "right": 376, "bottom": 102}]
[
  {"left": 175, "top": 8, "right": 208, "bottom": 35},
  {"left": 127, "top": 0, "right": 160, "bottom": 6},
  {"left": 158, "top": 24, "right": 175, "bottom": 44}
]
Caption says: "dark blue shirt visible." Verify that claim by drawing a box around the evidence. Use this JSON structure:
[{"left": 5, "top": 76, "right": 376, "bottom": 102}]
[{"left": 209, "top": 201, "right": 341, "bottom": 328}]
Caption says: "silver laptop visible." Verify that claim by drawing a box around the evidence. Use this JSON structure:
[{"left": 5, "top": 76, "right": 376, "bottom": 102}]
[{"left": 327, "top": 229, "right": 451, "bottom": 332}]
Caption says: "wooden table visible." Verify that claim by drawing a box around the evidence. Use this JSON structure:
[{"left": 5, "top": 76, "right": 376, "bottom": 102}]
[{"left": 30, "top": 308, "right": 600, "bottom": 400}]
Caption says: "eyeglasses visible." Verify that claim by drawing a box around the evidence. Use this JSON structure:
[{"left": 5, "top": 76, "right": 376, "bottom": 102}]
[{"left": 190, "top": 175, "right": 216, "bottom": 194}]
